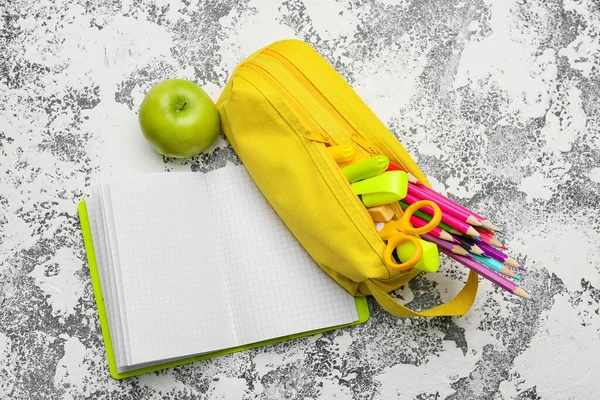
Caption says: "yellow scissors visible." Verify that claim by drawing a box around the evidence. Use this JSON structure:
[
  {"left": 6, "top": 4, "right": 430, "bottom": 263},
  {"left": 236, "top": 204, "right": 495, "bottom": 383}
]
[{"left": 375, "top": 200, "right": 442, "bottom": 271}]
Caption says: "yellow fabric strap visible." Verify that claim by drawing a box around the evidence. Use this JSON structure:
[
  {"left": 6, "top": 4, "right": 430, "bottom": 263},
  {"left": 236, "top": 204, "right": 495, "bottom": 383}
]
[{"left": 365, "top": 271, "right": 479, "bottom": 317}]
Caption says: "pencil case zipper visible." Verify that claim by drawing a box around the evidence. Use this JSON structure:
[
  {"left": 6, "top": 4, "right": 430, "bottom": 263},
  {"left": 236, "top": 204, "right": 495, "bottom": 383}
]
[
  {"left": 261, "top": 49, "right": 379, "bottom": 157},
  {"left": 261, "top": 49, "right": 414, "bottom": 171},
  {"left": 237, "top": 62, "right": 387, "bottom": 254},
  {"left": 258, "top": 49, "right": 407, "bottom": 219}
]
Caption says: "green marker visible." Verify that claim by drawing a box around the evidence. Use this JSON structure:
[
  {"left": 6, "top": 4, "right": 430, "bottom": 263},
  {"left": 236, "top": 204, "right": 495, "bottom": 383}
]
[
  {"left": 394, "top": 238, "right": 440, "bottom": 273},
  {"left": 351, "top": 171, "right": 408, "bottom": 207},
  {"left": 342, "top": 155, "right": 389, "bottom": 183}
]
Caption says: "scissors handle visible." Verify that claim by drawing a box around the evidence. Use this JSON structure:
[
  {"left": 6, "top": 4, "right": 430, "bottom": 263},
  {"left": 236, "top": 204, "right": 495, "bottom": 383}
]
[
  {"left": 384, "top": 234, "right": 423, "bottom": 271},
  {"left": 401, "top": 200, "right": 442, "bottom": 235}
]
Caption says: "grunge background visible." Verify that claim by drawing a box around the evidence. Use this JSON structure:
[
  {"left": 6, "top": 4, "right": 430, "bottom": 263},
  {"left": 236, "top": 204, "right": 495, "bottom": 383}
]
[{"left": 1, "top": 0, "right": 599, "bottom": 398}]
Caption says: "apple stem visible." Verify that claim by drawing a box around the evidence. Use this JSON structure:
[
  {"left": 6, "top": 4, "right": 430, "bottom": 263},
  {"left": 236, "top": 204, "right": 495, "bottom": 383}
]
[{"left": 178, "top": 101, "right": 187, "bottom": 111}]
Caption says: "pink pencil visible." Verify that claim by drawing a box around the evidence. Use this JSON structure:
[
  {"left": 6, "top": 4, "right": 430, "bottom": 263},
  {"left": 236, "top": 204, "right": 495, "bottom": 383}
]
[
  {"left": 478, "top": 231, "right": 506, "bottom": 249},
  {"left": 440, "top": 249, "right": 531, "bottom": 299},
  {"left": 413, "top": 183, "right": 500, "bottom": 231},
  {"left": 408, "top": 183, "right": 483, "bottom": 226},
  {"left": 403, "top": 193, "right": 480, "bottom": 237},
  {"left": 409, "top": 215, "right": 458, "bottom": 243}
]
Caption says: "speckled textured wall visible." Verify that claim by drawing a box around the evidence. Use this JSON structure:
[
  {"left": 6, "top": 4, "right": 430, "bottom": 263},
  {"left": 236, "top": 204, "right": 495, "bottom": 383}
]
[{"left": 1, "top": 0, "right": 599, "bottom": 399}]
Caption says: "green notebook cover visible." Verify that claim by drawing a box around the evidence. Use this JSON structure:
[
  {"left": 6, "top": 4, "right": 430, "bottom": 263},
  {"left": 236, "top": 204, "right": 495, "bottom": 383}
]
[{"left": 78, "top": 200, "right": 370, "bottom": 379}]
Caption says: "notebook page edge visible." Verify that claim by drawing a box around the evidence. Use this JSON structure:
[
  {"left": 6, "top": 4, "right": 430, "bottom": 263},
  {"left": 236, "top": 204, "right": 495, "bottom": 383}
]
[
  {"left": 87, "top": 186, "right": 126, "bottom": 369},
  {"left": 100, "top": 182, "right": 133, "bottom": 366}
]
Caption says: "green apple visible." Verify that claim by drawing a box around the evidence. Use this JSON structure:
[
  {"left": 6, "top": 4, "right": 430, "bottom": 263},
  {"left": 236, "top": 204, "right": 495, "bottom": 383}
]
[{"left": 138, "top": 79, "right": 220, "bottom": 158}]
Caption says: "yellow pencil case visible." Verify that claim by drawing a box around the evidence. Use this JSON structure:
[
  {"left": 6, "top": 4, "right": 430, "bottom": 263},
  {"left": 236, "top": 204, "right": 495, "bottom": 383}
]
[{"left": 216, "top": 39, "right": 478, "bottom": 317}]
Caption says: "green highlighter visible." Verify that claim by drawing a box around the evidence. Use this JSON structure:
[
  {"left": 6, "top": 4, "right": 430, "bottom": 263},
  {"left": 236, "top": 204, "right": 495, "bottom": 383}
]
[
  {"left": 350, "top": 171, "right": 408, "bottom": 207},
  {"left": 342, "top": 155, "right": 389, "bottom": 183},
  {"left": 394, "top": 238, "right": 441, "bottom": 273}
]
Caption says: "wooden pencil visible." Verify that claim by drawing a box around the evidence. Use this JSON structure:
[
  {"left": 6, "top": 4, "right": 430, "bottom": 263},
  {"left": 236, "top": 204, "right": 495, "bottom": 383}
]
[
  {"left": 403, "top": 193, "right": 480, "bottom": 237},
  {"left": 475, "top": 240, "right": 521, "bottom": 269},
  {"left": 478, "top": 231, "right": 506, "bottom": 249},
  {"left": 410, "top": 182, "right": 502, "bottom": 231},
  {"left": 409, "top": 215, "right": 457, "bottom": 243},
  {"left": 421, "top": 233, "right": 468, "bottom": 256},
  {"left": 472, "top": 214, "right": 501, "bottom": 232},
  {"left": 408, "top": 183, "right": 483, "bottom": 226},
  {"left": 469, "top": 254, "right": 520, "bottom": 279},
  {"left": 479, "top": 220, "right": 501, "bottom": 231},
  {"left": 457, "top": 235, "right": 517, "bottom": 268},
  {"left": 387, "top": 162, "right": 501, "bottom": 231},
  {"left": 441, "top": 249, "right": 531, "bottom": 300},
  {"left": 453, "top": 235, "right": 485, "bottom": 256}
]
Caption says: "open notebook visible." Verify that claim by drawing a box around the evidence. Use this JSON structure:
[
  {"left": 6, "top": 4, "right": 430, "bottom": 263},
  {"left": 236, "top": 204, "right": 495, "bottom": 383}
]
[{"left": 79, "top": 165, "right": 369, "bottom": 379}]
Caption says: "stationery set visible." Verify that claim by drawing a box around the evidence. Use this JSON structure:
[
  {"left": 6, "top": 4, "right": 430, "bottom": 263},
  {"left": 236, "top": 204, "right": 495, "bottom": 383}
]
[{"left": 80, "top": 39, "right": 527, "bottom": 378}]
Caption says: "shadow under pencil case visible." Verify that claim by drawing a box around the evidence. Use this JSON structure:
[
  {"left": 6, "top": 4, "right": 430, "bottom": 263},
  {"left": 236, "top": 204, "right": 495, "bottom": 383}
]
[{"left": 216, "top": 39, "right": 479, "bottom": 317}]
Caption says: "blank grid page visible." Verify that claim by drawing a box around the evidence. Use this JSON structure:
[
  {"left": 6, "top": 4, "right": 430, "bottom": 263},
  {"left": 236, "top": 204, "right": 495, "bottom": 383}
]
[
  {"left": 108, "top": 174, "right": 237, "bottom": 365},
  {"left": 208, "top": 166, "right": 359, "bottom": 345}
]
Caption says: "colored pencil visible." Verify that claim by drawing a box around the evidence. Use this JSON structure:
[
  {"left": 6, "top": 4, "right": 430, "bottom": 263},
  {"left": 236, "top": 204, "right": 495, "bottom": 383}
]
[
  {"left": 469, "top": 211, "right": 501, "bottom": 232},
  {"left": 403, "top": 193, "right": 480, "bottom": 237},
  {"left": 478, "top": 231, "right": 506, "bottom": 249},
  {"left": 474, "top": 240, "right": 521, "bottom": 269},
  {"left": 408, "top": 183, "right": 483, "bottom": 226},
  {"left": 409, "top": 215, "right": 457, "bottom": 243},
  {"left": 469, "top": 254, "right": 520, "bottom": 280},
  {"left": 440, "top": 249, "right": 531, "bottom": 300},
  {"left": 457, "top": 235, "right": 518, "bottom": 267},
  {"left": 411, "top": 183, "right": 501, "bottom": 231},
  {"left": 399, "top": 201, "right": 456, "bottom": 233},
  {"left": 421, "top": 233, "right": 468, "bottom": 256},
  {"left": 475, "top": 226, "right": 495, "bottom": 235},
  {"left": 453, "top": 235, "right": 484, "bottom": 256},
  {"left": 474, "top": 218, "right": 500, "bottom": 232},
  {"left": 386, "top": 162, "right": 419, "bottom": 183},
  {"left": 386, "top": 163, "right": 501, "bottom": 231}
]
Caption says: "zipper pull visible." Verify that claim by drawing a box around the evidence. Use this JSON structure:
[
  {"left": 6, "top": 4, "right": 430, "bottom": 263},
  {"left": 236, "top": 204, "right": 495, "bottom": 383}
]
[
  {"left": 304, "top": 130, "right": 333, "bottom": 145},
  {"left": 351, "top": 134, "right": 377, "bottom": 155}
]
